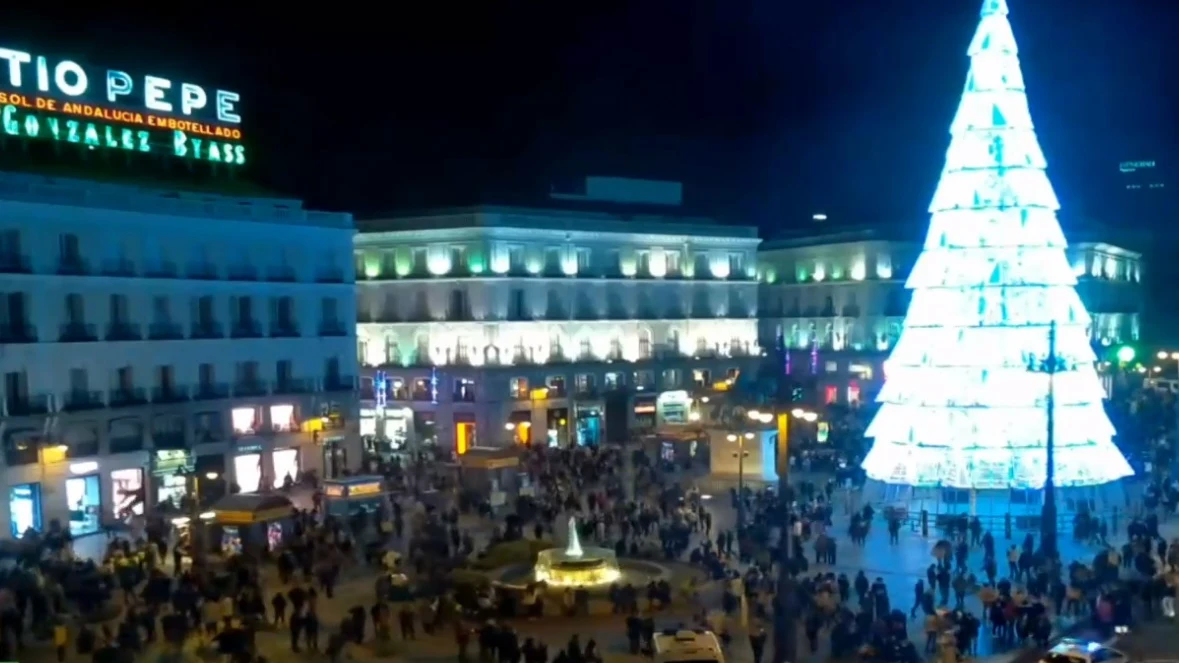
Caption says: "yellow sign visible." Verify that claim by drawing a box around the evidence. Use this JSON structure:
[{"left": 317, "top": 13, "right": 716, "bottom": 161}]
[
  {"left": 529, "top": 387, "right": 549, "bottom": 401},
  {"left": 323, "top": 485, "right": 346, "bottom": 498},
  {"left": 776, "top": 413, "right": 790, "bottom": 478},
  {"left": 347, "top": 482, "right": 382, "bottom": 497}
]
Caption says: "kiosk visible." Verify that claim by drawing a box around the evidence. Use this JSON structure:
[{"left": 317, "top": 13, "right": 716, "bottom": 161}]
[
  {"left": 208, "top": 494, "right": 295, "bottom": 557},
  {"left": 322, "top": 475, "right": 388, "bottom": 517}
]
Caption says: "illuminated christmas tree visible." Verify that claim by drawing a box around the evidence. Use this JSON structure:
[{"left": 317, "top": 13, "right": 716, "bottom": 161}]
[{"left": 860, "top": 0, "right": 1133, "bottom": 489}]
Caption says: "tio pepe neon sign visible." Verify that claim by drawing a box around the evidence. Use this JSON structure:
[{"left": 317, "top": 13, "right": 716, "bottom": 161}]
[{"left": 0, "top": 46, "right": 240, "bottom": 125}]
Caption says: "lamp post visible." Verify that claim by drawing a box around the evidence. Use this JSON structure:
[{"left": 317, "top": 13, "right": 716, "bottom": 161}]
[{"left": 1027, "top": 320, "right": 1069, "bottom": 560}]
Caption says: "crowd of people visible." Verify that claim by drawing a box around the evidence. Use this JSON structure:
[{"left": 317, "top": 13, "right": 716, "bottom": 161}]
[{"left": 1, "top": 439, "right": 1176, "bottom": 663}]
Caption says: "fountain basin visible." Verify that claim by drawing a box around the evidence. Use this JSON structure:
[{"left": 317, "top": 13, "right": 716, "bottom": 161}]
[{"left": 534, "top": 546, "right": 621, "bottom": 587}]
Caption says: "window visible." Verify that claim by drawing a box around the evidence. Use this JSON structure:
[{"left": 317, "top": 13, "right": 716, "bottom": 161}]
[
  {"left": 637, "top": 251, "right": 651, "bottom": 275},
  {"left": 545, "top": 375, "right": 566, "bottom": 397},
  {"left": 59, "top": 233, "right": 81, "bottom": 261},
  {"left": 320, "top": 297, "right": 338, "bottom": 323},
  {"left": 575, "top": 374, "right": 596, "bottom": 394},
  {"left": 152, "top": 296, "right": 171, "bottom": 323},
  {"left": 198, "top": 363, "right": 214, "bottom": 387},
  {"left": 638, "top": 333, "right": 652, "bottom": 359},
  {"left": 65, "top": 293, "right": 85, "bottom": 324},
  {"left": 448, "top": 289, "right": 467, "bottom": 319},
  {"left": 197, "top": 296, "right": 214, "bottom": 324},
  {"left": 277, "top": 297, "right": 296, "bottom": 330},
  {"left": 324, "top": 357, "right": 341, "bottom": 381},
  {"left": 666, "top": 251, "right": 680, "bottom": 275},
  {"left": 236, "top": 361, "right": 260, "bottom": 384},
  {"left": 508, "top": 245, "right": 524, "bottom": 270},
  {"left": 69, "top": 368, "right": 89, "bottom": 393},
  {"left": 692, "top": 369, "right": 711, "bottom": 387},
  {"left": 633, "top": 370, "right": 654, "bottom": 389},
  {"left": 157, "top": 365, "right": 175, "bottom": 390},
  {"left": 453, "top": 378, "right": 476, "bottom": 402},
  {"left": 109, "top": 294, "right": 129, "bottom": 324},
  {"left": 276, "top": 360, "right": 293, "bottom": 383},
  {"left": 609, "top": 338, "right": 622, "bottom": 359},
  {"left": 824, "top": 360, "right": 838, "bottom": 373},
  {"left": 576, "top": 248, "right": 591, "bottom": 272},
  {"left": 661, "top": 369, "right": 680, "bottom": 389},
  {"left": 510, "top": 289, "right": 525, "bottom": 319},
  {"left": 579, "top": 338, "right": 592, "bottom": 359},
  {"left": 509, "top": 377, "right": 529, "bottom": 399},
  {"left": 728, "top": 252, "right": 744, "bottom": 275},
  {"left": 604, "top": 372, "right": 624, "bottom": 390},
  {"left": 115, "top": 366, "right": 134, "bottom": 391},
  {"left": 390, "top": 378, "right": 408, "bottom": 400},
  {"left": 236, "top": 296, "right": 254, "bottom": 323}
]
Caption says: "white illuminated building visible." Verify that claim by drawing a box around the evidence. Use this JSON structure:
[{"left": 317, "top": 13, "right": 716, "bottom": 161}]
[
  {"left": 758, "top": 229, "right": 1142, "bottom": 406},
  {"left": 0, "top": 172, "right": 359, "bottom": 539},
  {"left": 355, "top": 184, "right": 761, "bottom": 454}
]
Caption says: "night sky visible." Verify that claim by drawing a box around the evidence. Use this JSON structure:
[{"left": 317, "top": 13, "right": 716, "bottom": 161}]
[{"left": 2, "top": 0, "right": 1175, "bottom": 235}]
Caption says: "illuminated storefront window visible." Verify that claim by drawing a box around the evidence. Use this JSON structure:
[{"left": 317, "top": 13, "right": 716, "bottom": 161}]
[
  {"left": 111, "top": 468, "right": 145, "bottom": 519},
  {"left": 272, "top": 449, "right": 300, "bottom": 488},
  {"left": 9, "top": 483, "right": 42, "bottom": 538},
  {"left": 270, "top": 404, "right": 295, "bottom": 432},
  {"left": 66, "top": 474, "right": 101, "bottom": 536},
  {"left": 234, "top": 453, "right": 262, "bottom": 493},
  {"left": 232, "top": 407, "right": 258, "bottom": 435}
]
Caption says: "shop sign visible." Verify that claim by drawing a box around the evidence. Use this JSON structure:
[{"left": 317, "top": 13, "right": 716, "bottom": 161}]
[
  {"left": 236, "top": 444, "right": 263, "bottom": 454},
  {"left": 348, "top": 482, "right": 382, "bottom": 497},
  {"left": 323, "top": 485, "right": 346, "bottom": 498},
  {"left": 69, "top": 461, "right": 99, "bottom": 475}
]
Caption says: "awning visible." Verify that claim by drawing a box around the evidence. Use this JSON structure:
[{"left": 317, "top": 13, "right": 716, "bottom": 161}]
[{"left": 210, "top": 493, "right": 294, "bottom": 524}]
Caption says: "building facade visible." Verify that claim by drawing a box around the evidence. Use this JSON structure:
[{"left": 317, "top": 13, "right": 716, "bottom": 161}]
[
  {"left": 0, "top": 172, "right": 360, "bottom": 539},
  {"left": 758, "top": 229, "right": 1143, "bottom": 406},
  {"left": 354, "top": 206, "right": 762, "bottom": 455}
]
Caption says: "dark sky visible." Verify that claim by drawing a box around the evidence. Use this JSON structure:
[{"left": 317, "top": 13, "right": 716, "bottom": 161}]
[{"left": 2, "top": 0, "right": 1176, "bottom": 234}]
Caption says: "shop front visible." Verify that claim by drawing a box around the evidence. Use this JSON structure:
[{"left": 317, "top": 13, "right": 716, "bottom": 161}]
[
  {"left": 152, "top": 449, "right": 194, "bottom": 508},
  {"left": 656, "top": 390, "right": 693, "bottom": 425},
  {"left": 321, "top": 436, "right": 347, "bottom": 480},
  {"left": 233, "top": 444, "right": 264, "bottom": 493},
  {"left": 66, "top": 461, "right": 103, "bottom": 536},
  {"left": 574, "top": 405, "right": 602, "bottom": 446},
  {"left": 633, "top": 396, "right": 657, "bottom": 432},
  {"left": 271, "top": 448, "right": 300, "bottom": 488},
  {"left": 545, "top": 408, "right": 569, "bottom": 448},
  {"left": 111, "top": 467, "right": 146, "bottom": 520},
  {"left": 454, "top": 412, "right": 477, "bottom": 455},
  {"left": 8, "top": 482, "right": 42, "bottom": 538}
]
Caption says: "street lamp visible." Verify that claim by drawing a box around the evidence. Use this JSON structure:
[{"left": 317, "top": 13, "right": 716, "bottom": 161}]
[
  {"left": 727, "top": 431, "right": 755, "bottom": 532},
  {"left": 1027, "top": 320, "right": 1070, "bottom": 561}
]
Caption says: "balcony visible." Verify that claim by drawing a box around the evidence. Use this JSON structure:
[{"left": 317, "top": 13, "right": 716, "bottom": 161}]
[
  {"left": 152, "top": 429, "right": 187, "bottom": 449},
  {"left": 109, "top": 387, "right": 148, "bottom": 408},
  {"left": 5, "top": 394, "right": 50, "bottom": 416},
  {"left": 0, "top": 322, "right": 37, "bottom": 343},
  {"left": 62, "top": 390, "right": 105, "bottom": 411},
  {"left": 234, "top": 380, "right": 269, "bottom": 397},
  {"left": 144, "top": 261, "right": 179, "bottom": 278},
  {"left": 319, "top": 321, "right": 349, "bottom": 337},
  {"left": 57, "top": 256, "right": 90, "bottom": 275},
  {"left": 0, "top": 253, "right": 31, "bottom": 273},
  {"left": 148, "top": 322, "right": 184, "bottom": 340},
  {"left": 191, "top": 322, "right": 224, "bottom": 339},
  {"left": 152, "top": 385, "right": 189, "bottom": 403},
  {"left": 323, "top": 375, "right": 355, "bottom": 392},
  {"left": 231, "top": 322, "right": 263, "bottom": 339},
  {"left": 106, "top": 322, "right": 143, "bottom": 341},
  {"left": 269, "top": 323, "right": 301, "bottom": 338},
  {"left": 187, "top": 263, "right": 220, "bottom": 280},
  {"left": 193, "top": 382, "right": 231, "bottom": 401},
  {"left": 59, "top": 322, "right": 98, "bottom": 343},
  {"left": 228, "top": 265, "right": 259, "bottom": 280},
  {"left": 274, "top": 378, "right": 313, "bottom": 395},
  {"left": 267, "top": 267, "right": 298, "bottom": 282},
  {"left": 101, "top": 258, "right": 136, "bottom": 277}
]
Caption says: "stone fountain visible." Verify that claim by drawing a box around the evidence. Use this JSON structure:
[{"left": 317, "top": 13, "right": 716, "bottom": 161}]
[{"left": 533, "top": 516, "right": 621, "bottom": 587}]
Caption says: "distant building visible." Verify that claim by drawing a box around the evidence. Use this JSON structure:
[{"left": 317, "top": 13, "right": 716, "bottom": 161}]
[
  {"left": 0, "top": 172, "right": 359, "bottom": 538},
  {"left": 757, "top": 228, "right": 1143, "bottom": 406},
  {"left": 354, "top": 190, "right": 762, "bottom": 456}
]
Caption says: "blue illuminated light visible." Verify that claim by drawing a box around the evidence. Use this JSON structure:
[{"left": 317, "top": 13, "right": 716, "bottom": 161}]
[{"left": 860, "top": 0, "right": 1133, "bottom": 489}]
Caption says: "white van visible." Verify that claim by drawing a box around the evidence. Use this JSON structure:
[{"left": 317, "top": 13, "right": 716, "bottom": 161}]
[{"left": 653, "top": 629, "right": 726, "bottom": 663}]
